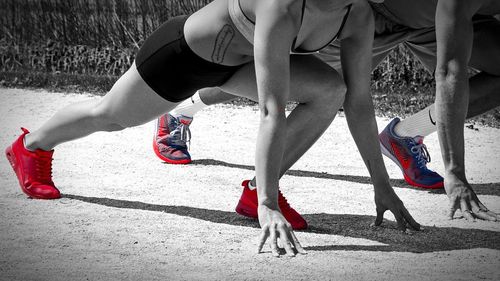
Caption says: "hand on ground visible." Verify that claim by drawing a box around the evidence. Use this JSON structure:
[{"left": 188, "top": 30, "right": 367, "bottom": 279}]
[
  {"left": 372, "top": 185, "right": 421, "bottom": 232},
  {"left": 257, "top": 205, "right": 306, "bottom": 257},
  {"left": 445, "top": 174, "right": 499, "bottom": 221}
]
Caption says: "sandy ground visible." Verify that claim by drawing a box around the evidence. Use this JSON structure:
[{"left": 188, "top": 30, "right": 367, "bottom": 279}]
[{"left": 0, "top": 88, "right": 499, "bottom": 281}]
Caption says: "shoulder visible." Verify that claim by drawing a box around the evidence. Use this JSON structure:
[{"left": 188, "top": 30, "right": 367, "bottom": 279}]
[
  {"left": 339, "top": 0, "right": 374, "bottom": 39},
  {"left": 437, "top": 0, "right": 483, "bottom": 17},
  {"left": 349, "top": 0, "right": 373, "bottom": 19},
  {"left": 254, "top": 0, "right": 303, "bottom": 24},
  {"left": 255, "top": 0, "right": 302, "bottom": 12}
]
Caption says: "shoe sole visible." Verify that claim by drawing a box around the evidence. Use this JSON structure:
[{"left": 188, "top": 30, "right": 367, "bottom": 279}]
[
  {"left": 152, "top": 139, "right": 191, "bottom": 165},
  {"left": 379, "top": 142, "right": 443, "bottom": 189},
  {"left": 5, "top": 146, "right": 60, "bottom": 199}
]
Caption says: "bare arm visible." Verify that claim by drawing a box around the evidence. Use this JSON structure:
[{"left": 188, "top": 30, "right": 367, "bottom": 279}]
[
  {"left": 434, "top": 0, "right": 497, "bottom": 221},
  {"left": 342, "top": 2, "right": 386, "bottom": 186},
  {"left": 253, "top": 0, "right": 304, "bottom": 256},
  {"left": 341, "top": 2, "right": 419, "bottom": 230},
  {"left": 435, "top": 0, "right": 472, "bottom": 187}
]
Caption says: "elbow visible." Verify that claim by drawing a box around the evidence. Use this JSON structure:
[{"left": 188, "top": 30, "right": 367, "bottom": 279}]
[
  {"left": 434, "top": 60, "right": 469, "bottom": 104},
  {"left": 259, "top": 102, "right": 286, "bottom": 123},
  {"left": 434, "top": 60, "right": 468, "bottom": 85}
]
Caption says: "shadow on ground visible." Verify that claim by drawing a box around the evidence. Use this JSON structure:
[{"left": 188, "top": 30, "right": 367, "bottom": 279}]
[
  {"left": 190, "top": 159, "right": 500, "bottom": 196},
  {"left": 63, "top": 194, "right": 500, "bottom": 253}
]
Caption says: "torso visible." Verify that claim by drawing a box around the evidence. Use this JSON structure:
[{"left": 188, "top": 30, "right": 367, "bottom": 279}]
[
  {"left": 184, "top": 0, "right": 356, "bottom": 66},
  {"left": 293, "top": 1, "right": 352, "bottom": 53}
]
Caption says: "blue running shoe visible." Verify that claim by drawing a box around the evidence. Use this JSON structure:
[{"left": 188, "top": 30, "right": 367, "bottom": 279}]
[
  {"left": 153, "top": 113, "right": 192, "bottom": 164},
  {"left": 379, "top": 118, "right": 444, "bottom": 189}
]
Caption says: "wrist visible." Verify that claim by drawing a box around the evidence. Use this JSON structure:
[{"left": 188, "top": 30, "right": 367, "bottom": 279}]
[
  {"left": 444, "top": 166, "right": 466, "bottom": 181},
  {"left": 258, "top": 202, "right": 279, "bottom": 211},
  {"left": 444, "top": 170, "right": 467, "bottom": 183},
  {"left": 373, "top": 182, "right": 392, "bottom": 194},
  {"left": 371, "top": 174, "right": 390, "bottom": 187},
  {"left": 258, "top": 196, "right": 279, "bottom": 210},
  {"left": 364, "top": 158, "right": 390, "bottom": 185}
]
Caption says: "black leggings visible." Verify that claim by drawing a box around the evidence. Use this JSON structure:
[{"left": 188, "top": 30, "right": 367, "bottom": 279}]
[{"left": 135, "top": 15, "right": 243, "bottom": 102}]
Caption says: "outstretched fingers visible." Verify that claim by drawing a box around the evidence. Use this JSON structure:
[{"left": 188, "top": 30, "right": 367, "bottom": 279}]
[
  {"left": 373, "top": 208, "right": 386, "bottom": 227},
  {"left": 392, "top": 209, "right": 408, "bottom": 232},
  {"left": 290, "top": 231, "right": 307, "bottom": 255},
  {"left": 489, "top": 211, "right": 500, "bottom": 221},
  {"left": 471, "top": 200, "right": 497, "bottom": 221},
  {"left": 278, "top": 226, "right": 295, "bottom": 257},
  {"left": 269, "top": 225, "right": 280, "bottom": 257},
  {"left": 373, "top": 205, "right": 421, "bottom": 232},
  {"left": 257, "top": 225, "right": 270, "bottom": 254},
  {"left": 477, "top": 198, "right": 500, "bottom": 221},
  {"left": 258, "top": 222, "right": 305, "bottom": 257},
  {"left": 460, "top": 198, "right": 475, "bottom": 221},
  {"left": 400, "top": 207, "right": 421, "bottom": 231},
  {"left": 448, "top": 193, "right": 498, "bottom": 221},
  {"left": 448, "top": 195, "right": 460, "bottom": 220},
  {"left": 474, "top": 210, "right": 497, "bottom": 221}
]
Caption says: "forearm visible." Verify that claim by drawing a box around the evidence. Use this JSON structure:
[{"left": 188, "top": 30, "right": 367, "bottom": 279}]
[
  {"left": 435, "top": 73, "right": 468, "bottom": 179},
  {"left": 340, "top": 4, "right": 390, "bottom": 189},
  {"left": 252, "top": 0, "right": 298, "bottom": 209},
  {"left": 255, "top": 113, "right": 287, "bottom": 208},
  {"left": 344, "top": 101, "right": 390, "bottom": 188},
  {"left": 434, "top": 0, "right": 474, "bottom": 180}
]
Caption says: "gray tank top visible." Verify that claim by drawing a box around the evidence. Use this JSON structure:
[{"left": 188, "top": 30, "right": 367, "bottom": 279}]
[{"left": 228, "top": 0, "right": 351, "bottom": 54}]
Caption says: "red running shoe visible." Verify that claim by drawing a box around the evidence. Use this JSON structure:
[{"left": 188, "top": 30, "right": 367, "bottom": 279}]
[
  {"left": 235, "top": 180, "right": 307, "bottom": 230},
  {"left": 379, "top": 118, "right": 444, "bottom": 189},
  {"left": 5, "top": 128, "right": 60, "bottom": 199},
  {"left": 153, "top": 113, "right": 192, "bottom": 164}
]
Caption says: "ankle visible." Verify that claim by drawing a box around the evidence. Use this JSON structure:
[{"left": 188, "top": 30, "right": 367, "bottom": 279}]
[
  {"left": 248, "top": 179, "right": 257, "bottom": 190},
  {"left": 24, "top": 133, "right": 52, "bottom": 151}
]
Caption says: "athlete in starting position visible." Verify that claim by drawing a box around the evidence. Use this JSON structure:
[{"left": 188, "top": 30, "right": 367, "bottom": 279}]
[
  {"left": 154, "top": 0, "right": 500, "bottom": 224},
  {"left": 5, "top": 0, "right": 419, "bottom": 257}
]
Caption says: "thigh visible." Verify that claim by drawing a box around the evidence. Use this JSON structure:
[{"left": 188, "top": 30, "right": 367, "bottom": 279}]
[
  {"left": 219, "top": 55, "right": 343, "bottom": 104},
  {"left": 136, "top": 15, "right": 241, "bottom": 103},
  {"left": 97, "top": 62, "right": 180, "bottom": 128},
  {"left": 469, "top": 17, "right": 500, "bottom": 75}
]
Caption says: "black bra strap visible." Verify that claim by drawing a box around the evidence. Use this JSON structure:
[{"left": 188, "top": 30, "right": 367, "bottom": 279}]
[
  {"left": 299, "top": 0, "right": 307, "bottom": 26},
  {"left": 291, "top": 0, "right": 307, "bottom": 50},
  {"left": 335, "top": 4, "right": 352, "bottom": 40}
]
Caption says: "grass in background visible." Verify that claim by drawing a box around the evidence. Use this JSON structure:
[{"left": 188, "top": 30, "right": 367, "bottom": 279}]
[{"left": 1, "top": 0, "right": 498, "bottom": 127}]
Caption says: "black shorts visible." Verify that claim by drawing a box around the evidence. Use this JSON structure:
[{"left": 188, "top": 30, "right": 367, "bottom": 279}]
[{"left": 135, "top": 15, "right": 243, "bottom": 102}]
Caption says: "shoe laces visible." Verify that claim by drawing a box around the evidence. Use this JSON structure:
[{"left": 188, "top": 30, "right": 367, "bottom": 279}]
[
  {"left": 170, "top": 120, "right": 191, "bottom": 148},
  {"left": 409, "top": 140, "right": 431, "bottom": 169},
  {"left": 34, "top": 153, "right": 53, "bottom": 183},
  {"left": 158, "top": 117, "right": 192, "bottom": 149}
]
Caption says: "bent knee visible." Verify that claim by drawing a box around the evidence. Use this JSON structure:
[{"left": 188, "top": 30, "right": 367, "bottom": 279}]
[
  {"left": 311, "top": 78, "right": 346, "bottom": 119},
  {"left": 316, "top": 73, "right": 347, "bottom": 105}
]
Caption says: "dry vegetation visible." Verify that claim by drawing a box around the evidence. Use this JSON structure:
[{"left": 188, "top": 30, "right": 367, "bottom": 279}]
[{"left": 0, "top": 0, "right": 498, "bottom": 125}]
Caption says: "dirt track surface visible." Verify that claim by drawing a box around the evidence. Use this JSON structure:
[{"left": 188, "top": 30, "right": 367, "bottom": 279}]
[{"left": 1, "top": 88, "right": 499, "bottom": 281}]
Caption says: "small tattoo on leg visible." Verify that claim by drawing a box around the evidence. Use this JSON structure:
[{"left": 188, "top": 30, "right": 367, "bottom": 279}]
[{"left": 211, "top": 24, "right": 235, "bottom": 64}]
